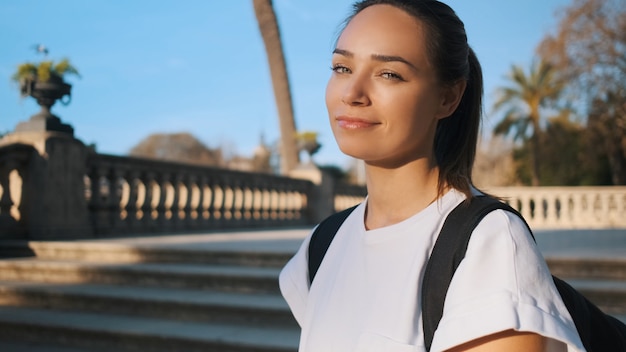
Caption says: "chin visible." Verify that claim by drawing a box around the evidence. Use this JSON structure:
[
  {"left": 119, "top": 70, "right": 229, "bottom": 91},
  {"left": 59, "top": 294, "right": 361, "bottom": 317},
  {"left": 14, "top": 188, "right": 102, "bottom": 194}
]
[{"left": 339, "top": 147, "right": 384, "bottom": 164}]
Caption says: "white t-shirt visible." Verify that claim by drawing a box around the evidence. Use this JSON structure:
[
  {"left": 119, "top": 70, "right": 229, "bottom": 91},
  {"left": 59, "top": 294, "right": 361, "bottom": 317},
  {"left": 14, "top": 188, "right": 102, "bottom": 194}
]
[{"left": 279, "top": 189, "right": 585, "bottom": 352}]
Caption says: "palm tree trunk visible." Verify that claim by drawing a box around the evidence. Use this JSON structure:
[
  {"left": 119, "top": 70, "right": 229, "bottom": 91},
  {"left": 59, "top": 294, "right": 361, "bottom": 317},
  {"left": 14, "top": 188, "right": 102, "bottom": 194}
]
[
  {"left": 253, "top": 0, "right": 299, "bottom": 174},
  {"left": 530, "top": 130, "right": 541, "bottom": 186},
  {"left": 529, "top": 104, "right": 542, "bottom": 186}
]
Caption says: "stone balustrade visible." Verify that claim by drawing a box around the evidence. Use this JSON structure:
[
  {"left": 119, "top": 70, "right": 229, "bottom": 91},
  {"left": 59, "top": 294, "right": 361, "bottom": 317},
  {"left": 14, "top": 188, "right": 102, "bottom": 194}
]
[
  {"left": 487, "top": 186, "right": 626, "bottom": 229},
  {"left": 335, "top": 186, "right": 626, "bottom": 230},
  {"left": 334, "top": 182, "right": 367, "bottom": 211},
  {"left": 86, "top": 153, "right": 314, "bottom": 235},
  {"left": 0, "top": 139, "right": 365, "bottom": 238},
  {"left": 2, "top": 135, "right": 626, "bottom": 238}
]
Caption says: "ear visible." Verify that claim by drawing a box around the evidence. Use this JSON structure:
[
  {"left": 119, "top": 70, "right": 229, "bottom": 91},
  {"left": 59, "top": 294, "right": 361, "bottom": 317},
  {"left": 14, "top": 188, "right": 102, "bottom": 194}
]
[{"left": 436, "top": 79, "right": 467, "bottom": 119}]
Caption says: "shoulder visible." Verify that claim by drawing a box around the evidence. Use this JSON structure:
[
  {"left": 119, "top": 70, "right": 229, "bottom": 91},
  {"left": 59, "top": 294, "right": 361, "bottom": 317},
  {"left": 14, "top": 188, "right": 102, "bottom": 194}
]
[
  {"left": 432, "top": 205, "right": 583, "bottom": 351},
  {"left": 472, "top": 207, "right": 536, "bottom": 253}
]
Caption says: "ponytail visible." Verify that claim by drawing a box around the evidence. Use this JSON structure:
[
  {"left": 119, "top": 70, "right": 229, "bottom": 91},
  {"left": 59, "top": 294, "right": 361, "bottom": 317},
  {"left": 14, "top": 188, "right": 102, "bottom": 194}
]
[{"left": 435, "top": 48, "right": 483, "bottom": 199}]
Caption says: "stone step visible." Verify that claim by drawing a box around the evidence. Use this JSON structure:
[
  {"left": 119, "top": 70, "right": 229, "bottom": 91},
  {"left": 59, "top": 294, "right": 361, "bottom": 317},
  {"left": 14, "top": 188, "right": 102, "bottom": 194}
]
[
  {"left": 0, "top": 258, "right": 282, "bottom": 294},
  {"left": 0, "top": 240, "right": 292, "bottom": 268},
  {"left": 0, "top": 280, "right": 297, "bottom": 328},
  {"left": 0, "top": 340, "right": 92, "bottom": 352},
  {"left": 563, "top": 278, "right": 626, "bottom": 315},
  {"left": 0, "top": 306, "right": 299, "bottom": 352},
  {"left": 546, "top": 256, "right": 626, "bottom": 281}
]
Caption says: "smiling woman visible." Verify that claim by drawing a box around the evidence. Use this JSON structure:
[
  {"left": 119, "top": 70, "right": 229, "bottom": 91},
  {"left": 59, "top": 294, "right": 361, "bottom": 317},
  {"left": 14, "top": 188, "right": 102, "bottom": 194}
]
[{"left": 278, "top": 1, "right": 586, "bottom": 351}]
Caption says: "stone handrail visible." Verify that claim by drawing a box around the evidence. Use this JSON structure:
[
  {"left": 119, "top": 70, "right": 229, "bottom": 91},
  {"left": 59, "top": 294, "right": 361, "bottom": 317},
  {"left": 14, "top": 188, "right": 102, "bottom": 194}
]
[
  {"left": 487, "top": 186, "right": 626, "bottom": 229},
  {"left": 86, "top": 153, "right": 314, "bottom": 236}
]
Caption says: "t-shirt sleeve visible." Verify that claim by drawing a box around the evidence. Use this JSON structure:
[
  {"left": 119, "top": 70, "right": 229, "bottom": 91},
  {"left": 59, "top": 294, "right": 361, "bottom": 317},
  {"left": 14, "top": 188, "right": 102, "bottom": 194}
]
[
  {"left": 430, "top": 210, "right": 586, "bottom": 352},
  {"left": 279, "top": 229, "right": 313, "bottom": 327}
]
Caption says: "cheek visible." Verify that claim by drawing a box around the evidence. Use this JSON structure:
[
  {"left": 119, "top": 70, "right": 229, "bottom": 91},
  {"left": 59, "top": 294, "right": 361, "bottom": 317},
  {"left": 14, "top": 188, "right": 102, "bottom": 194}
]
[{"left": 325, "top": 78, "right": 340, "bottom": 112}]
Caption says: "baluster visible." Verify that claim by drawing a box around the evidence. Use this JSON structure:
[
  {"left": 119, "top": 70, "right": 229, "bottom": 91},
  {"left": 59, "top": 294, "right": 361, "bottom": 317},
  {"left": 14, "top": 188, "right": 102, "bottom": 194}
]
[
  {"left": 88, "top": 164, "right": 105, "bottom": 235},
  {"left": 212, "top": 177, "right": 226, "bottom": 227},
  {"left": 290, "top": 187, "right": 301, "bottom": 222},
  {"left": 243, "top": 187, "right": 253, "bottom": 223},
  {"left": 140, "top": 171, "right": 156, "bottom": 232},
  {"left": 535, "top": 193, "right": 545, "bottom": 227},
  {"left": 232, "top": 180, "right": 244, "bottom": 225},
  {"left": 154, "top": 172, "right": 171, "bottom": 232},
  {"left": 195, "top": 175, "right": 209, "bottom": 229},
  {"left": 570, "top": 192, "right": 582, "bottom": 228},
  {"left": 229, "top": 182, "right": 239, "bottom": 224},
  {"left": 223, "top": 182, "right": 235, "bottom": 226},
  {"left": 562, "top": 192, "right": 574, "bottom": 228},
  {"left": 125, "top": 170, "right": 141, "bottom": 232},
  {"left": 261, "top": 187, "right": 272, "bottom": 225},
  {"left": 182, "top": 173, "right": 197, "bottom": 230},
  {"left": 599, "top": 193, "right": 610, "bottom": 228},
  {"left": 545, "top": 192, "right": 558, "bottom": 228},
  {"left": 205, "top": 173, "right": 222, "bottom": 229},
  {"left": 278, "top": 187, "right": 288, "bottom": 221},
  {"left": 619, "top": 191, "right": 626, "bottom": 228},
  {"left": 169, "top": 173, "right": 183, "bottom": 231},
  {"left": 270, "top": 189, "right": 280, "bottom": 224},
  {"left": 109, "top": 168, "right": 127, "bottom": 233},
  {"left": 591, "top": 193, "right": 601, "bottom": 227},
  {"left": 520, "top": 194, "right": 533, "bottom": 227},
  {"left": 252, "top": 185, "right": 263, "bottom": 223},
  {"left": 284, "top": 187, "right": 295, "bottom": 221},
  {"left": 0, "top": 161, "right": 18, "bottom": 235},
  {"left": 580, "top": 190, "right": 588, "bottom": 228},
  {"left": 615, "top": 191, "right": 626, "bottom": 228}
]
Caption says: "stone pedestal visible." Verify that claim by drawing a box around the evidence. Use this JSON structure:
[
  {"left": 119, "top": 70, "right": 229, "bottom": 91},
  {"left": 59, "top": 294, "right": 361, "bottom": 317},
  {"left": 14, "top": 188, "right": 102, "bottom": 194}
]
[
  {"left": 290, "top": 162, "right": 335, "bottom": 224},
  {"left": 0, "top": 131, "right": 93, "bottom": 239},
  {"left": 15, "top": 113, "right": 74, "bottom": 135}
]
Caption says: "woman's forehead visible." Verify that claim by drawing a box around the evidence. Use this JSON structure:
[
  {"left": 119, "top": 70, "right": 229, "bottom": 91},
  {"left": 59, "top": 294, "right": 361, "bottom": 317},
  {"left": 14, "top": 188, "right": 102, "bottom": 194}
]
[{"left": 336, "top": 5, "right": 429, "bottom": 64}]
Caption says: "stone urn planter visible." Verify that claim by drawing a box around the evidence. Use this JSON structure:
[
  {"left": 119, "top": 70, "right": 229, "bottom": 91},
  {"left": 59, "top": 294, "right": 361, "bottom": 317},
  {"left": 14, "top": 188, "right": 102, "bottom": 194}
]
[
  {"left": 296, "top": 131, "right": 321, "bottom": 165},
  {"left": 11, "top": 59, "right": 79, "bottom": 135}
]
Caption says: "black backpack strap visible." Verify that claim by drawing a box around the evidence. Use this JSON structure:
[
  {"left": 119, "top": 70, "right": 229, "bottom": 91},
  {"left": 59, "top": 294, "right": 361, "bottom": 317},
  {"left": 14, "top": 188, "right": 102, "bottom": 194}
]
[
  {"left": 422, "top": 196, "right": 519, "bottom": 351},
  {"left": 308, "top": 205, "right": 359, "bottom": 285}
]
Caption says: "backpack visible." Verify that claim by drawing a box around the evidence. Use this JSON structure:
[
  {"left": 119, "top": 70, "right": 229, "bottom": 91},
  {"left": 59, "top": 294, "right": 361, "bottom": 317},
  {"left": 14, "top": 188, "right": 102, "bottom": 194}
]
[{"left": 307, "top": 195, "right": 626, "bottom": 352}]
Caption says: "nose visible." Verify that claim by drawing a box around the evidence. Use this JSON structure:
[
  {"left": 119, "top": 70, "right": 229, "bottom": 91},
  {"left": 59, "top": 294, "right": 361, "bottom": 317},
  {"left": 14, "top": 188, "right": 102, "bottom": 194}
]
[{"left": 341, "top": 74, "right": 371, "bottom": 106}]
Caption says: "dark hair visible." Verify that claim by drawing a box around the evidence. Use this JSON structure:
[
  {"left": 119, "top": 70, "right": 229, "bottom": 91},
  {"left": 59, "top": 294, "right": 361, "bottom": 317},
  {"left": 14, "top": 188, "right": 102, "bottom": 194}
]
[{"left": 342, "top": 0, "right": 483, "bottom": 199}]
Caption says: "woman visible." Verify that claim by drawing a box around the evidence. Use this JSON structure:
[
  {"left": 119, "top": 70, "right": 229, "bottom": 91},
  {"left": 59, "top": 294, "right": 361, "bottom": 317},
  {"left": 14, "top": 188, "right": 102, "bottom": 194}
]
[{"left": 279, "top": 1, "right": 585, "bottom": 351}]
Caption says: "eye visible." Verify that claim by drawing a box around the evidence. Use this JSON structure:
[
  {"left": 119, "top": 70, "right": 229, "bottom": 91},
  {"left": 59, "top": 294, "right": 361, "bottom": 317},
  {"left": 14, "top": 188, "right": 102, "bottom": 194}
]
[
  {"left": 331, "top": 64, "right": 351, "bottom": 74},
  {"left": 380, "top": 71, "right": 404, "bottom": 81}
]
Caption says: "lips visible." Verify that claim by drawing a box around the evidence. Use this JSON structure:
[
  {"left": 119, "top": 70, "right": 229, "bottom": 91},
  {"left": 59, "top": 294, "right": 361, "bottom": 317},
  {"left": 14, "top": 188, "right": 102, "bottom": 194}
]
[{"left": 336, "top": 116, "right": 380, "bottom": 129}]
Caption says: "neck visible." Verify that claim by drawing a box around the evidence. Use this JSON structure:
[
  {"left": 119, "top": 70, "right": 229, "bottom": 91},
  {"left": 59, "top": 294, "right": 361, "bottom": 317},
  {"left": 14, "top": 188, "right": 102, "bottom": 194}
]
[{"left": 363, "top": 158, "right": 443, "bottom": 230}]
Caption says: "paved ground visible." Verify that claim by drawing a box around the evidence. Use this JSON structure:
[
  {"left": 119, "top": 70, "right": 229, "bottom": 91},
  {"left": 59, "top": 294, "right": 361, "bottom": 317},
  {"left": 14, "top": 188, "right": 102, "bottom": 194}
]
[
  {"left": 535, "top": 229, "right": 626, "bottom": 259},
  {"left": 86, "top": 227, "right": 311, "bottom": 254},
  {"left": 79, "top": 227, "right": 626, "bottom": 260}
]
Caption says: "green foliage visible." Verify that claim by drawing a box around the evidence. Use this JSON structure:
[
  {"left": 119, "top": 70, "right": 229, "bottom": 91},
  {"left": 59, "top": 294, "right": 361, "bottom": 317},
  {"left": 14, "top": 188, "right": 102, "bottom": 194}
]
[
  {"left": 11, "top": 58, "right": 80, "bottom": 83},
  {"left": 511, "top": 116, "right": 613, "bottom": 186},
  {"left": 295, "top": 131, "right": 318, "bottom": 143},
  {"left": 538, "top": 0, "right": 626, "bottom": 184},
  {"left": 493, "top": 59, "right": 565, "bottom": 186},
  {"left": 493, "top": 60, "right": 563, "bottom": 141}
]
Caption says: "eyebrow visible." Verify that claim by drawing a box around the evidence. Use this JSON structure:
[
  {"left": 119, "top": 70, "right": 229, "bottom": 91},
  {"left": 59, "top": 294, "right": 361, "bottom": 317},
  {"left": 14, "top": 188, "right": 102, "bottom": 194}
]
[{"left": 332, "top": 48, "right": 418, "bottom": 71}]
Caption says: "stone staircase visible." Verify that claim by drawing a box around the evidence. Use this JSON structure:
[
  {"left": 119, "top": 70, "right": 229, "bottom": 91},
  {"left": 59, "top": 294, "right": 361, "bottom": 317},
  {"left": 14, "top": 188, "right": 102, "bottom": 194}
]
[
  {"left": 546, "top": 256, "right": 626, "bottom": 320},
  {"left": 0, "top": 236, "right": 624, "bottom": 351},
  {"left": 0, "top": 240, "right": 301, "bottom": 352}
]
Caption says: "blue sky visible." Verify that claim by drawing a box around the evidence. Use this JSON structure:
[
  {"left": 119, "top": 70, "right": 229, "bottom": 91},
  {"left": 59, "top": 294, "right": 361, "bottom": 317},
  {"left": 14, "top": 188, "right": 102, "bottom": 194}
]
[{"left": 1, "top": 0, "right": 571, "bottom": 168}]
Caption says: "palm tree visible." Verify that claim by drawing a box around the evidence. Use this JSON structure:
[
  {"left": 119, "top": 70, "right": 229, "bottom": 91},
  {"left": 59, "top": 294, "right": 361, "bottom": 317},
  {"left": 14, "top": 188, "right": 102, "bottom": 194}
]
[
  {"left": 253, "top": 0, "right": 299, "bottom": 175},
  {"left": 493, "top": 59, "right": 564, "bottom": 186}
]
